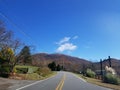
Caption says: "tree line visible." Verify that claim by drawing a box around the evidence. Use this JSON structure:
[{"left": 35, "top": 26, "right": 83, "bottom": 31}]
[{"left": 48, "top": 61, "right": 63, "bottom": 71}]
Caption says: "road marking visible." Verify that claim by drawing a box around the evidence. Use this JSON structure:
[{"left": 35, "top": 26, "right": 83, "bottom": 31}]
[
  {"left": 56, "top": 74, "right": 66, "bottom": 90},
  {"left": 59, "top": 74, "right": 66, "bottom": 90},
  {"left": 16, "top": 75, "right": 56, "bottom": 90}
]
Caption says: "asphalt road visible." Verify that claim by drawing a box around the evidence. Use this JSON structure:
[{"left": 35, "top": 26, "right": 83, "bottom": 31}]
[{"left": 16, "top": 71, "right": 112, "bottom": 90}]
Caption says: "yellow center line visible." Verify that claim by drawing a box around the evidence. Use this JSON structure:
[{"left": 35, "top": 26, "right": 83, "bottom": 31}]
[
  {"left": 56, "top": 74, "right": 66, "bottom": 90},
  {"left": 59, "top": 75, "right": 66, "bottom": 90}
]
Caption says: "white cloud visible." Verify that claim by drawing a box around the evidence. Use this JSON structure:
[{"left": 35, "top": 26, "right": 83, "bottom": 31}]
[
  {"left": 55, "top": 36, "right": 78, "bottom": 53},
  {"left": 73, "top": 36, "right": 78, "bottom": 39},
  {"left": 57, "top": 37, "right": 71, "bottom": 45},
  {"left": 56, "top": 43, "right": 77, "bottom": 52}
]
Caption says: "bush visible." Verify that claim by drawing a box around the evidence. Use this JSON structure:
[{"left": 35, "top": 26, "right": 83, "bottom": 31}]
[
  {"left": 0, "top": 65, "right": 10, "bottom": 77},
  {"left": 103, "top": 73, "right": 120, "bottom": 85},
  {"left": 25, "top": 73, "right": 40, "bottom": 80},
  {"left": 86, "top": 69, "right": 96, "bottom": 78},
  {"left": 36, "top": 67, "right": 51, "bottom": 77}
]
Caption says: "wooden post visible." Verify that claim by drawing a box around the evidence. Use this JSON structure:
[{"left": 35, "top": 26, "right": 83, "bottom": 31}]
[
  {"left": 108, "top": 56, "right": 111, "bottom": 67},
  {"left": 100, "top": 59, "right": 103, "bottom": 80}
]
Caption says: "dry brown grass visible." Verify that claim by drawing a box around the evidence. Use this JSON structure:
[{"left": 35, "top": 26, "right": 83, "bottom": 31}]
[
  {"left": 76, "top": 74, "right": 120, "bottom": 90},
  {"left": 86, "top": 77, "right": 120, "bottom": 90}
]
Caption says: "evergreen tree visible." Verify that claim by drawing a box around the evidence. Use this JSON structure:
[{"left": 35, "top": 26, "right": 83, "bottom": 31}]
[
  {"left": 56, "top": 64, "right": 61, "bottom": 71},
  {"left": 19, "top": 46, "right": 32, "bottom": 65},
  {"left": 48, "top": 61, "right": 56, "bottom": 71}
]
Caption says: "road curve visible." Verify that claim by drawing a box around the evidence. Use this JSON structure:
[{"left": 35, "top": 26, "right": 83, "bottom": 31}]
[{"left": 16, "top": 71, "right": 112, "bottom": 90}]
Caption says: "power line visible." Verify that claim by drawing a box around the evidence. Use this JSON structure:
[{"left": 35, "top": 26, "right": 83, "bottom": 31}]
[
  {"left": 0, "top": 11, "right": 32, "bottom": 40},
  {"left": 0, "top": 11, "right": 39, "bottom": 53},
  {"left": 0, "top": 1, "right": 39, "bottom": 53},
  {"left": 0, "top": 0, "right": 33, "bottom": 41}
]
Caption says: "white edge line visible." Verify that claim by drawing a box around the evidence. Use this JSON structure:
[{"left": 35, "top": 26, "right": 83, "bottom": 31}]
[
  {"left": 16, "top": 74, "right": 57, "bottom": 90},
  {"left": 72, "top": 73, "right": 86, "bottom": 82}
]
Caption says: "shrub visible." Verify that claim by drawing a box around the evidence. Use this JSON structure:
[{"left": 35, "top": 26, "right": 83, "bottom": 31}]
[
  {"left": 36, "top": 67, "right": 51, "bottom": 77},
  {"left": 86, "top": 69, "right": 96, "bottom": 78},
  {"left": 25, "top": 73, "right": 40, "bottom": 80},
  {"left": 103, "top": 73, "right": 120, "bottom": 85},
  {"left": 0, "top": 64, "right": 10, "bottom": 77}
]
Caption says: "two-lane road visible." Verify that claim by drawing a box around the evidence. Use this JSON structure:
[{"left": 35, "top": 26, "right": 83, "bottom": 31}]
[{"left": 16, "top": 71, "right": 111, "bottom": 90}]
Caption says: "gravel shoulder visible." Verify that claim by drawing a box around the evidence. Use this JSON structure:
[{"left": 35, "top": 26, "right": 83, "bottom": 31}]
[{"left": 0, "top": 78, "right": 36, "bottom": 90}]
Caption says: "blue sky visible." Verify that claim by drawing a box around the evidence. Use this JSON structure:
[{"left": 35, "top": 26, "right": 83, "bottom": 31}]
[{"left": 0, "top": 0, "right": 120, "bottom": 61}]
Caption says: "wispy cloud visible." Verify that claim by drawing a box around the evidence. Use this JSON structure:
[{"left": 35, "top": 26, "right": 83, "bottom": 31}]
[
  {"left": 73, "top": 35, "right": 78, "bottom": 39},
  {"left": 56, "top": 43, "right": 77, "bottom": 52},
  {"left": 56, "top": 37, "right": 71, "bottom": 45},
  {"left": 56, "top": 36, "right": 78, "bottom": 52}
]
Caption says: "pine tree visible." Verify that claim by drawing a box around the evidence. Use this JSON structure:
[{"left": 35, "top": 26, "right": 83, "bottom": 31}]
[
  {"left": 19, "top": 46, "right": 32, "bottom": 65},
  {"left": 56, "top": 64, "right": 61, "bottom": 71},
  {"left": 48, "top": 61, "right": 56, "bottom": 71}
]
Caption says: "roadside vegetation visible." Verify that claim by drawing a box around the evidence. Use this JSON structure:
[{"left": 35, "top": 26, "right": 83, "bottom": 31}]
[
  {"left": 76, "top": 59, "right": 120, "bottom": 90},
  {"left": 75, "top": 73, "right": 120, "bottom": 90},
  {"left": 0, "top": 20, "right": 56, "bottom": 80},
  {"left": 11, "top": 65, "right": 56, "bottom": 80}
]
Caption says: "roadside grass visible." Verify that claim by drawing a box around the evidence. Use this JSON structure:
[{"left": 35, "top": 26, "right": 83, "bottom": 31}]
[
  {"left": 16, "top": 72, "right": 57, "bottom": 80},
  {"left": 14, "top": 65, "right": 57, "bottom": 80},
  {"left": 76, "top": 74, "right": 120, "bottom": 90},
  {"left": 17, "top": 73, "right": 40, "bottom": 80},
  {"left": 42, "top": 71, "right": 57, "bottom": 79},
  {"left": 86, "top": 77, "right": 120, "bottom": 90},
  {"left": 15, "top": 65, "right": 39, "bottom": 73}
]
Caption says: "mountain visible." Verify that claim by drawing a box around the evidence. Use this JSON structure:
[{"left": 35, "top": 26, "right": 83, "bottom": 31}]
[
  {"left": 32, "top": 53, "right": 120, "bottom": 74},
  {"left": 32, "top": 53, "right": 92, "bottom": 72}
]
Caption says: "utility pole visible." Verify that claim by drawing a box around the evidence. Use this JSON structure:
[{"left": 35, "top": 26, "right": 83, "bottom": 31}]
[
  {"left": 100, "top": 59, "right": 103, "bottom": 79},
  {"left": 108, "top": 56, "right": 111, "bottom": 67},
  {"left": 62, "top": 59, "right": 64, "bottom": 71}
]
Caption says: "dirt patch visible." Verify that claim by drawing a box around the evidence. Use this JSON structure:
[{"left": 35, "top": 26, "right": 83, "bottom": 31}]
[
  {"left": 0, "top": 77, "right": 35, "bottom": 90},
  {"left": 0, "top": 83, "right": 12, "bottom": 90}
]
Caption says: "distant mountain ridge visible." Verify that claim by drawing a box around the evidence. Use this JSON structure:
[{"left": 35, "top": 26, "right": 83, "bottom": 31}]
[
  {"left": 32, "top": 53, "right": 92, "bottom": 72},
  {"left": 32, "top": 53, "right": 120, "bottom": 74}
]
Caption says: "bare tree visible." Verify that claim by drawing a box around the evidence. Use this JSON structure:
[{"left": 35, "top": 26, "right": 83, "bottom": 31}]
[
  {"left": 0, "top": 20, "right": 24, "bottom": 75},
  {"left": 0, "top": 21, "right": 11, "bottom": 43}
]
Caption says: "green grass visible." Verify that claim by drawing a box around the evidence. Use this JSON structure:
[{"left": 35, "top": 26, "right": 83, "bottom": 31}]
[
  {"left": 14, "top": 65, "right": 57, "bottom": 80},
  {"left": 15, "top": 65, "right": 39, "bottom": 70},
  {"left": 15, "top": 65, "right": 39, "bottom": 73}
]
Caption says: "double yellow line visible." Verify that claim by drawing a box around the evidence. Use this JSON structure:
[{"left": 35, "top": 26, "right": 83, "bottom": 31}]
[{"left": 56, "top": 74, "right": 66, "bottom": 90}]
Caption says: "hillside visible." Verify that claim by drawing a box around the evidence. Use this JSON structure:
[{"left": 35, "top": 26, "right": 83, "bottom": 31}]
[
  {"left": 32, "top": 53, "right": 92, "bottom": 72},
  {"left": 32, "top": 53, "right": 120, "bottom": 74}
]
